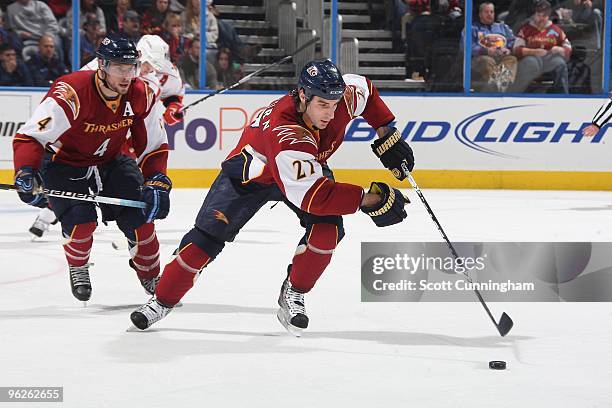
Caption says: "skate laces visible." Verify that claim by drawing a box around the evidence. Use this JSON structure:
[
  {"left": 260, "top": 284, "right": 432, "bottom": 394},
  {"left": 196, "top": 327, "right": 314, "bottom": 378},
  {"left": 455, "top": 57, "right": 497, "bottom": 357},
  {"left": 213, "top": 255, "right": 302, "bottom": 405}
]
[
  {"left": 140, "top": 275, "right": 160, "bottom": 295},
  {"left": 138, "top": 298, "right": 171, "bottom": 324},
  {"left": 69, "top": 264, "right": 91, "bottom": 286},
  {"left": 284, "top": 282, "right": 306, "bottom": 315}
]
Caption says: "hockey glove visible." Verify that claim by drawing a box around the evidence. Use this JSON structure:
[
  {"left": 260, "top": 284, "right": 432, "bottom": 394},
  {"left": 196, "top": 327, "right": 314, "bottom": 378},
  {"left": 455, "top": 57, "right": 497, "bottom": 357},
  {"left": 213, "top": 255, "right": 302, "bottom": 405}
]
[
  {"left": 371, "top": 127, "right": 414, "bottom": 180},
  {"left": 360, "top": 182, "right": 409, "bottom": 227},
  {"left": 141, "top": 173, "right": 172, "bottom": 223},
  {"left": 14, "top": 166, "right": 47, "bottom": 208},
  {"left": 163, "top": 102, "right": 184, "bottom": 126}
]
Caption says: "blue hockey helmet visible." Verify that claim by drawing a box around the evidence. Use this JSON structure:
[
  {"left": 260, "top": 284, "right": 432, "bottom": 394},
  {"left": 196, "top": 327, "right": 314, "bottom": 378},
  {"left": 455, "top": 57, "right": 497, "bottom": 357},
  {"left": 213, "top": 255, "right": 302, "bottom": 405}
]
[
  {"left": 298, "top": 59, "right": 346, "bottom": 102},
  {"left": 96, "top": 34, "right": 139, "bottom": 66}
]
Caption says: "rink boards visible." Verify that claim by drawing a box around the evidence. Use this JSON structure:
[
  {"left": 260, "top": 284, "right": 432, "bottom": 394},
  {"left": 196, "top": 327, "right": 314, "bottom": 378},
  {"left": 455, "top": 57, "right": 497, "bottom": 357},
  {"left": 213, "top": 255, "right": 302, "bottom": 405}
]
[{"left": 0, "top": 91, "right": 610, "bottom": 190}]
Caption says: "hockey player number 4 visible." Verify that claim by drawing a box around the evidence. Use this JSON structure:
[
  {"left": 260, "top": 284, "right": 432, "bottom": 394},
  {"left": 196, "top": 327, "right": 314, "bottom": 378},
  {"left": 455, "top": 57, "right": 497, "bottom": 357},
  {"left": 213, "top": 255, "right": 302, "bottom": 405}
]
[{"left": 93, "top": 138, "right": 111, "bottom": 157}]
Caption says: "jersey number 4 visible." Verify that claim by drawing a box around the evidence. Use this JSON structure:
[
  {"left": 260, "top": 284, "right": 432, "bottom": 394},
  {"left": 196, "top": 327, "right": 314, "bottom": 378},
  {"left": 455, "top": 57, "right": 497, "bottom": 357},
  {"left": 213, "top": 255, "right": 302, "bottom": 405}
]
[
  {"left": 37, "top": 117, "right": 52, "bottom": 131},
  {"left": 94, "top": 138, "right": 111, "bottom": 157}
]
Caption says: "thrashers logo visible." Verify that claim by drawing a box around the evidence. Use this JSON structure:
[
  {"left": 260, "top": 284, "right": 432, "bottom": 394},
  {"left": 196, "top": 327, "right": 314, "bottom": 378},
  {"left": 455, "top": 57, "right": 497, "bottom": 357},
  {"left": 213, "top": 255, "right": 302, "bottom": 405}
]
[
  {"left": 273, "top": 125, "right": 317, "bottom": 148},
  {"left": 343, "top": 85, "right": 366, "bottom": 119},
  {"left": 53, "top": 82, "right": 80, "bottom": 120}
]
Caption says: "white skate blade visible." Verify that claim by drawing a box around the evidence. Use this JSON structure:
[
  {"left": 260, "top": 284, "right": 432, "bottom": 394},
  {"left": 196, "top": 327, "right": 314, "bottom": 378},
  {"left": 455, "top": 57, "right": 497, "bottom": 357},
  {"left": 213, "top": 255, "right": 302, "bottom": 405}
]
[
  {"left": 125, "top": 325, "right": 142, "bottom": 332},
  {"left": 81, "top": 301, "right": 88, "bottom": 308},
  {"left": 276, "top": 309, "right": 303, "bottom": 337}
]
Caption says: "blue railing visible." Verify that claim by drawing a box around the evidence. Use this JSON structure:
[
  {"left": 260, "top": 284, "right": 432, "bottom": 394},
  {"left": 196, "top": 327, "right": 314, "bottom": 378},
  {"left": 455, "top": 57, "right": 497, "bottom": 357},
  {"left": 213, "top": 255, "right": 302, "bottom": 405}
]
[{"left": 1, "top": 0, "right": 610, "bottom": 98}]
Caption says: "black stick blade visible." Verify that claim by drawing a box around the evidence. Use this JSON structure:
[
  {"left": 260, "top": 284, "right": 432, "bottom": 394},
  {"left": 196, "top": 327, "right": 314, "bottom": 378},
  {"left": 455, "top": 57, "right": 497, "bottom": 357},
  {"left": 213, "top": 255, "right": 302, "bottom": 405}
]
[{"left": 497, "top": 312, "right": 514, "bottom": 337}]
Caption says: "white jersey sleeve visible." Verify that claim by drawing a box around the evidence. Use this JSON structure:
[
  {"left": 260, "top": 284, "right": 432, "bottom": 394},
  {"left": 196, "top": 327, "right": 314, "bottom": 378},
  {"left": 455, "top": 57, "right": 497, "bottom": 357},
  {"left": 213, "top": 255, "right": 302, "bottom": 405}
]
[
  {"left": 137, "top": 101, "right": 168, "bottom": 164},
  {"left": 342, "top": 73, "right": 371, "bottom": 118},
  {"left": 15, "top": 97, "right": 71, "bottom": 148},
  {"left": 593, "top": 98, "right": 612, "bottom": 128},
  {"left": 159, "top": 65, "right": 185, "bottom": 100}
]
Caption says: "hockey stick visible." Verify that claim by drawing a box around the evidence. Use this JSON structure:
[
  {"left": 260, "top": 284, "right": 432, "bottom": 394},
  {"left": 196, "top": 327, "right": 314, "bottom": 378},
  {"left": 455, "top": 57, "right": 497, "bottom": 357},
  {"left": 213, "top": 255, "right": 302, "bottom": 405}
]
[
  {"left": 0, "top": 183, "right": 146, "bottom": 209},
  {"left": 400, "top": 163, "right": 514, "bottom": 337},
  {"left": 181, "top": 36, "right": 320, "bottom": 113}
]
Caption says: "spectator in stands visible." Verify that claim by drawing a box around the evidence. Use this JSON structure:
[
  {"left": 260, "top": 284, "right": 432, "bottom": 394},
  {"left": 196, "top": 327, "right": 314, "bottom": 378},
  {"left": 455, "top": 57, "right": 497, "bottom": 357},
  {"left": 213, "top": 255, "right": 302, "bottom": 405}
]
[
  {"left": 47, "top": 0, "right": 68, "bottom": 20},
  {"left": 0, "top": 9, "right": 22, "bottom": 56},
  {"left": 182, "top": 0, "right": 199, "bottom": 40},
  {"left": 205, "top": 0, "right": 218, "bottom": 51},
  {"left": 141, "top": 0, "right": 169, "bottom": 36},
  {"left": 466, "top": 2, "right": 517, "bottom": 92},
  {"left": 6, "top": 0, "right": 62, "bottom": 61},
  {"left": 61, "top": 0, "right": 107, "bottom": 39},
  {"left": 177, "top": 36, "right": 217, "bottom": 89},
  {"left": 80, "top": 14, "right": 102, "bottom": 65},
  {"left": 214, "top": 47, "right": 243, "bottom": 89},
  {"left": 28, "top": 33, "right": 68, "bottom": 86},
  {"left": 0, "top": 43, "right": 33, "bottom": 86},
  {"left": 104, "top": 0, "right": 132, "bottom": 34},
  {"left": 511, "top": 0, "right": 572, "bottom": 93},
  {"left": 400, "top": 0, "right": 463, "bottom": 35},
  {"left": 504, "top": 0, "right": 537, "bottom": 33},
  {"left": 161, "top": 12, "right": 188, "bottom": 63},
  {"left": 567, "top": 45, "right": 591, "bottom": 93},
  {"left": 132, "top": 0, "right": 154, "bottom": 14},
  {"left": 555, "top": 0, "right": 602, "bottom": 49},
  {"left": 119, "top": 10, "right": 142, "bottom": 43}
]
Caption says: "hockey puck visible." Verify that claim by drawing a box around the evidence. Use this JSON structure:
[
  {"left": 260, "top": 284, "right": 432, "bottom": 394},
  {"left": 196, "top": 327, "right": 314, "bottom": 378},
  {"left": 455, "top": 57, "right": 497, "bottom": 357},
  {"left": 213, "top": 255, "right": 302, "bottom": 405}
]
[{"left": 489, "top": 361, "right": 506, "bottom": 370}]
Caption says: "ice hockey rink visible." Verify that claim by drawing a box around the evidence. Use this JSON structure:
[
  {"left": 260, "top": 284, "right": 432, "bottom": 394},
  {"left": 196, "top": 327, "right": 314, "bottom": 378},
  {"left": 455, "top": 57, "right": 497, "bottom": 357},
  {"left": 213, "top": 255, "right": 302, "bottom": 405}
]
[{"left": 1, "top": 188, "right": 611, "bottom": 408}]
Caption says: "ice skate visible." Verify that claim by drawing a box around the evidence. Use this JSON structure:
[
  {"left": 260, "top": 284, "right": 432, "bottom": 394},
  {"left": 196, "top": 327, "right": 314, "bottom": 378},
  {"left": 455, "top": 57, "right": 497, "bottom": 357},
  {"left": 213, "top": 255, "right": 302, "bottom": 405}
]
[
  {"left": 277, "top": 272, "right": 309, "bottom": 337},
  {"left": 29, "top": 207, "right": 58, "bottom": 238},
  {"left": 69, "top": 263, "right": 92, "bottom": 304},
  {"left": 130, "top": 297, "right": 173, "bottom": 330},
  {"left": 129, "top": 259, "right": 160, "bottom": 295}
]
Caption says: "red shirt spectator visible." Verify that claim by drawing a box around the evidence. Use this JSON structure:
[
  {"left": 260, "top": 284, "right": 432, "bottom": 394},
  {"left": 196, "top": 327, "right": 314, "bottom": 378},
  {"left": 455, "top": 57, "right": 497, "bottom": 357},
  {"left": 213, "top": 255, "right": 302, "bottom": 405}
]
[
  {"left": 141, "top": 0, "right": 169, "bottom": 36},
  {"left": 514, "top": 2, "right": 572, "bottom": 59}
]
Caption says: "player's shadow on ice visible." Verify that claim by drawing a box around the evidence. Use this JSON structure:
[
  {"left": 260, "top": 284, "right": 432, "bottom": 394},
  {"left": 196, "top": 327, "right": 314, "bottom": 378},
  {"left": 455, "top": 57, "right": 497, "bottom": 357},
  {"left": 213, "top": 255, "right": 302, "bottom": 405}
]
[
  {"left": 0, "top": 303, "right": 278, "bottom": 320},
  {"left": 565, "top": 205, "right": 612, "bottom": 211},
  {"left": 107, "top": 327, "right": 530, "bottom": 364},
  {"left": 304, "top": 331, "right": 531, "bottom": 348}
]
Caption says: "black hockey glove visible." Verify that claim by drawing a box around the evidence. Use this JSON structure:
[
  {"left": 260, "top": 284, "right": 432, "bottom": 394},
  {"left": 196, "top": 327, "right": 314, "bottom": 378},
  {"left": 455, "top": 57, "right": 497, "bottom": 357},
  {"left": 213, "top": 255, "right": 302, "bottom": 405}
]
[
  {"left": 141, "top": 173, "right": 172, "bottom": 223},
  {"left": 371, "top": 127, "right": 414, "bottom": 180},
  {"left": 14, "top": 166, "right": 47, "bottom": 208},
  {"left": 360, "top": 182, "right": 409, "bottom": 227}
]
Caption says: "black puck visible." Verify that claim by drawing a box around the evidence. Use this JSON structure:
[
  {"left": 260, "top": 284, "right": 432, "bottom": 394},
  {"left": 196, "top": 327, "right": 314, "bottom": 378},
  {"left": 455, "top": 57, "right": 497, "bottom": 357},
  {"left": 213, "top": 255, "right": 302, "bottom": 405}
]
[{"left": 489, "top": 360, "right": 506, "bottom": 370}]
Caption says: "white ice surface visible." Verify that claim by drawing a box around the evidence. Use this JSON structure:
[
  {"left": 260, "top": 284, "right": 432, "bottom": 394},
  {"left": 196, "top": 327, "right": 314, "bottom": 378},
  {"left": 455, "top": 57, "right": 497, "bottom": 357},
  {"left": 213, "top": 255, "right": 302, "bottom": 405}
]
[{"left": 1, "top": 188, "right": 611, "bottom": 407}]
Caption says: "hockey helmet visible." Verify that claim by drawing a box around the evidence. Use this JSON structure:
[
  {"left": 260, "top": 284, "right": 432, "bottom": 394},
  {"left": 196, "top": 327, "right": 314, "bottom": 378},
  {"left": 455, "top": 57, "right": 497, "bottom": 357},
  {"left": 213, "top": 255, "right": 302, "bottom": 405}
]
[
  {"left": 137, "top": 35, "right": 174, "bottom": 75},
  {"left": 298, "top": 59, "right": 346, "bottom": 102},
  {"left": 96, "top": 34, "right": 139, "bottom": 66}
]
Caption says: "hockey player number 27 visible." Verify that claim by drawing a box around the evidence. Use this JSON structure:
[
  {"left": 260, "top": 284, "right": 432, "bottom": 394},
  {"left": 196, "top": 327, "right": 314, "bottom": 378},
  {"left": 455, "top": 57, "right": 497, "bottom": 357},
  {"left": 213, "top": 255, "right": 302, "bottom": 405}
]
[
  {"left": 293, "top": 160, "right": 315, "bottom": 180},
  {"left": 94, "top": 138, "right": 111, "bottom": 157}
]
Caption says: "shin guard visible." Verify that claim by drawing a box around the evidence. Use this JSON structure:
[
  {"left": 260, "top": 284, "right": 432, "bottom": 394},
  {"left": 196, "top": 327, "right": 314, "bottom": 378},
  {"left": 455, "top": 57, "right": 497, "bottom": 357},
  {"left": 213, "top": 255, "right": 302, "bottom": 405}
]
[
  {"left": 289, "top": 223, "right": 339, "bottom": 292},
  {"left": 129, "top": 223, "right": 161, "bottom": 280},
  {"left": 62, "top": 222, "right": 96, "bottom": 267},
  {"left": 155, "top": 243, "right": 211, "bottom": 306}
]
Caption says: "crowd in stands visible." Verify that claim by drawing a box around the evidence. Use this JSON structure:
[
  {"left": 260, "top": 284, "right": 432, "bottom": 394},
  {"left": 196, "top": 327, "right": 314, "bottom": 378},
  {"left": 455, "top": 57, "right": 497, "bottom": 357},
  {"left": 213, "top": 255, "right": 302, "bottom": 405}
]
[
  {"left": 0, "top": 0, "right": 259, "bottom": 89},
  {"left": 393, "top": 0, "right": 604, "bottom": 93},
  {"left": 0, "top": 0, "right": 606, "bottom": 93}
]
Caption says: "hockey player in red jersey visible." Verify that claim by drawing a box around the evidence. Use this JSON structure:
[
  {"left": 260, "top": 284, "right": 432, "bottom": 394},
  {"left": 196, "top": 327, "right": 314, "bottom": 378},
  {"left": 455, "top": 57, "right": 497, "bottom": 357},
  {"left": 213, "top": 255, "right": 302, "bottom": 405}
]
[
  {"left": 28, "top": 34, "right": 185, "bottom": 239},
  {"left": 13, "top": 35, "right": 172, "bottom": 302},
  {"left": 130, "top": 59, "right": 415, "bottom": 335}
]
